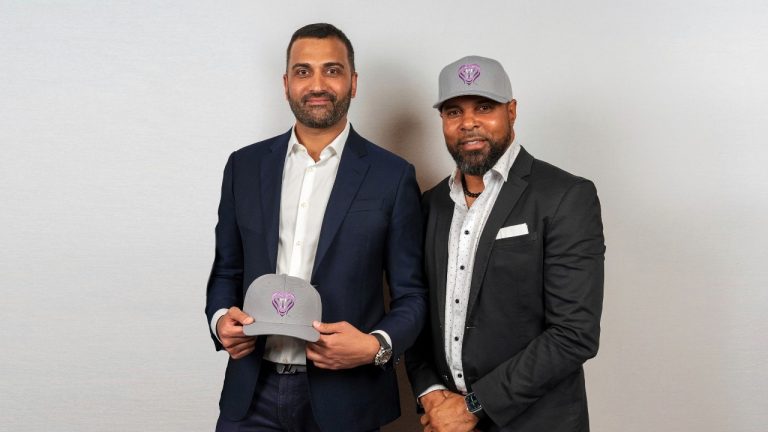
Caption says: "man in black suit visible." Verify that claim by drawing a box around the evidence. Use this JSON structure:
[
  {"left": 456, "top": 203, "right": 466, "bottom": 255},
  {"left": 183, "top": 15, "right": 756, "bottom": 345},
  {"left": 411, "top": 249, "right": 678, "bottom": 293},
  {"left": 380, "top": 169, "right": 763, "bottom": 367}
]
[
  {"left": 207, "top": 24, "right": 426, "bottom": 431},
  {"left": 406, "top": 55, "right": 605, "bottom": 431}
]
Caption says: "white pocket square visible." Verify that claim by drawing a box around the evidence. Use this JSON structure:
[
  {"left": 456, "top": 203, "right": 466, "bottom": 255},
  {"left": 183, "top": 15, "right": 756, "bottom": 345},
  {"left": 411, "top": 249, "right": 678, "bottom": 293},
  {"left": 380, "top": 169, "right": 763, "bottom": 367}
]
[{"left": 496, "top": 223, "right": 529, "bottom": 240}]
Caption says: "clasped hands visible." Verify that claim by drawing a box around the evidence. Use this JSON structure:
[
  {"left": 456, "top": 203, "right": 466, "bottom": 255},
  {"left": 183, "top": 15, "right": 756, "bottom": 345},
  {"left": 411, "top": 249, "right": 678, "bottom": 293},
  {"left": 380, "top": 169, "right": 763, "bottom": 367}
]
[
  {"left": 217, "top": 307, "right": 379, "bottom": 368},
  {"left": 419, "top": 390, "right": 480, "bottom": 432}
]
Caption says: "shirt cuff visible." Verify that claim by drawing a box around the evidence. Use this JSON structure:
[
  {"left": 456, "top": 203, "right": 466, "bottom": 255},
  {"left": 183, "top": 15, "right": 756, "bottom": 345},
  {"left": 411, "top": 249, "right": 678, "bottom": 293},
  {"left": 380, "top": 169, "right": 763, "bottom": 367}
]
[
  {"left": 370, "top": 330, "right": 392, "bottom": 351},
  {"left": 210, "top": 308, "right": 229, "bottom": 344},
  {"left": 418, "top": 384, "right": 448, "bottom": 405}
]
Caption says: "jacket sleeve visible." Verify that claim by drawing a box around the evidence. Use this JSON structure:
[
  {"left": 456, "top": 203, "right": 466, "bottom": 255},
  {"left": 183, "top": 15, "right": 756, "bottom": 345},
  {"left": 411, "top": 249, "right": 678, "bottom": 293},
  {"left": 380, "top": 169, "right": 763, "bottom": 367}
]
[
  {"left": 472, "top": 179, "right": 605, "bottom": 426},
  {"left": 374, "top": 163, "right": 428, "bottom": 358},
  {"left": 405, "top": 188, "right": 445, "bottom": 401},
  {"left": 405, "top": 317, "right": 444, "bottom": 403},
  {"left": 205, "top": 153, "right": 244, "bottom": 350}
]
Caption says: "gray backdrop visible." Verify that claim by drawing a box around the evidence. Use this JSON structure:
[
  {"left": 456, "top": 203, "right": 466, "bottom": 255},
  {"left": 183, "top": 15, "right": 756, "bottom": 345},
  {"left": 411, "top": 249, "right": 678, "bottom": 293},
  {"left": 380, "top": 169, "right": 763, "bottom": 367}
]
[{"left": 1, "top": 1, "right": 766, "bottom": 431}]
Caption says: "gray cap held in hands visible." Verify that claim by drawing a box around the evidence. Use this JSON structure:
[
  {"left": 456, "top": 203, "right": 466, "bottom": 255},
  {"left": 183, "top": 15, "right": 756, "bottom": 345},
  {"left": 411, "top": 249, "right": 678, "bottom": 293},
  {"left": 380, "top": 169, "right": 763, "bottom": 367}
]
[{"left": 242, "top": 274, "right": 322, "bottom": 342}]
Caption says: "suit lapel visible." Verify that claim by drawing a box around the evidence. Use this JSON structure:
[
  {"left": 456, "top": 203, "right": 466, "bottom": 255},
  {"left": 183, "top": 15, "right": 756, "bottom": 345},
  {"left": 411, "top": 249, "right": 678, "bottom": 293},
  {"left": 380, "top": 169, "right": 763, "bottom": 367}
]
[
  {"left": 466, "top": 147, "right": 533, "bottom": 319},
  {"left": 260, "top": 131, "right": 291, "bottom": 272},
  {"left": 432, "top": 183, "right": 454, "bottom": 329},
  {"left": 311, "top": 128, "right": 370, "bottom": 279}
]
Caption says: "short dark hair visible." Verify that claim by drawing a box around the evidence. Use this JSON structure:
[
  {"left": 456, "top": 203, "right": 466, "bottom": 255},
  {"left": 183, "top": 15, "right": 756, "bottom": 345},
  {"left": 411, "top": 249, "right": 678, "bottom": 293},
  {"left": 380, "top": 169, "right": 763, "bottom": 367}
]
[{"left": 286, "top": 23, "right": 355, "bottom": 72}]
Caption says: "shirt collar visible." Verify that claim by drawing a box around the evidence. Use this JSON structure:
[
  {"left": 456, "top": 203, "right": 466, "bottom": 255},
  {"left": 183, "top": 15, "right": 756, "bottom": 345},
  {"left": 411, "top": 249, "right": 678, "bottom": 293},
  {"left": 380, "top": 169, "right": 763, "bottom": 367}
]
[
  {"left": 287, "top": 120, "right": 351, "bottom": 160},
  {"left": 447, "top": 140, "right": 521, "bottom": 193}
]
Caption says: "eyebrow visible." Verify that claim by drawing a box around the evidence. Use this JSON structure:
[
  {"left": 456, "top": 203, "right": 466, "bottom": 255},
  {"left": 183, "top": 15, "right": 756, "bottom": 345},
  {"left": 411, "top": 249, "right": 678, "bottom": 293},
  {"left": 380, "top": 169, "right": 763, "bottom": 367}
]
[{"left": 290, "top": 62, "right": 346, "bottom": 71}]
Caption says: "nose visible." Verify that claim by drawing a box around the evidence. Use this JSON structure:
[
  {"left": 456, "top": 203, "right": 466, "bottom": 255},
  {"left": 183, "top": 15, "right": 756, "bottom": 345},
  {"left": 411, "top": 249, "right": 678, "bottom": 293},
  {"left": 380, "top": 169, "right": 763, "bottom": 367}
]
[
  {"left": 308, "top": 72, "right": 326, "bottom": 93},
  {"left": 459, "top": 111, "right": 479, "bottom": 131}
]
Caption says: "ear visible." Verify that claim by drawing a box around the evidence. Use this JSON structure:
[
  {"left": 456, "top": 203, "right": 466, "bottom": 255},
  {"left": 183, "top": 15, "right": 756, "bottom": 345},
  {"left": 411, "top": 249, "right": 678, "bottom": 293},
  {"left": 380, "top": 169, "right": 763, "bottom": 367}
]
[
  {"left": 350, "top": 71, "right": 358, "bottom": 98},
  {"left": 283, "top": 73, "right": 289, "bottom": 100},
  {"left": 508, "top": 99, "right": 517, "bottom": 124}
]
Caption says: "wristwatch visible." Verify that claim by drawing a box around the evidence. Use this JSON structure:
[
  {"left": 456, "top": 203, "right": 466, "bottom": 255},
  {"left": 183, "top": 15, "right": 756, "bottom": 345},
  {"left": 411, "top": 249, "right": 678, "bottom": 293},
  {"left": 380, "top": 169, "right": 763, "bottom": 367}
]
[
  {"left": 371, "top": 333, "right": 393, "bottom": 367},
  {"left": 465, "top": 392, "right": 484, "bottom": 416}
]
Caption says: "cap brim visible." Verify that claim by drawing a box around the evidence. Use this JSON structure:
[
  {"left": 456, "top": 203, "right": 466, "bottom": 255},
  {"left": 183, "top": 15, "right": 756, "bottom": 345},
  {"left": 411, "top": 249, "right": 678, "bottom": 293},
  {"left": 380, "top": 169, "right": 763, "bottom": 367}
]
[
  {"left": 433, "top": 90, "right": 511, "bottom": 109},
  {"left": 243, "top": 322, "right": 320, "bottom": 342}
]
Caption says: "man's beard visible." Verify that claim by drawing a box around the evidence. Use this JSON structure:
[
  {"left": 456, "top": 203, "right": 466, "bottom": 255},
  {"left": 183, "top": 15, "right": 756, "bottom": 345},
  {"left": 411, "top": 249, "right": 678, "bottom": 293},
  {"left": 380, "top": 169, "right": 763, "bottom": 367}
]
[
  {"left": 447, "top": 129, "right": 512, "bottom": 176},
  {"left": 288, "top": 89, "right": 352, "bottom": 129}
]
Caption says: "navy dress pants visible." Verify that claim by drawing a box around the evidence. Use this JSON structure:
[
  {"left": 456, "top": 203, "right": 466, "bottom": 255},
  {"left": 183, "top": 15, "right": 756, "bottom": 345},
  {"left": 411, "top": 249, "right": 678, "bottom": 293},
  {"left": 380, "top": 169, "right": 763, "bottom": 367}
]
[{"left": 215, "top": 364, "right": 322, "bottom": 432}]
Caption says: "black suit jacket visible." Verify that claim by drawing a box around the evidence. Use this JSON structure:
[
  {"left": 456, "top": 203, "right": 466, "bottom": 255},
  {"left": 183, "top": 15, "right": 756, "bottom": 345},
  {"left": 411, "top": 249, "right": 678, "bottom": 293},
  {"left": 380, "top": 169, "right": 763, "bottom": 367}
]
[
  {"left": 406, "top": 147, "right": 605, "bottom": 431},
  {"left": 206, "top": 127, "right": 427, "bottom": 431}
]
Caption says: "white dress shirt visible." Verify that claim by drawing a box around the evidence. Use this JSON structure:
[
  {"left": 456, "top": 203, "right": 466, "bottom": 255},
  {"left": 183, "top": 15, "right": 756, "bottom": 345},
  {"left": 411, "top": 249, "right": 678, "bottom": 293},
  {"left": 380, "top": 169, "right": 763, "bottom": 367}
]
[
  {"left": 263, "top": 122, "right": 351, "bottom": 364},
  {"left": 420, "top": 141, "right": 520, "bottom": 398},
  {"left": 211, "top": 122, "right": 390, "bottom": 365}
]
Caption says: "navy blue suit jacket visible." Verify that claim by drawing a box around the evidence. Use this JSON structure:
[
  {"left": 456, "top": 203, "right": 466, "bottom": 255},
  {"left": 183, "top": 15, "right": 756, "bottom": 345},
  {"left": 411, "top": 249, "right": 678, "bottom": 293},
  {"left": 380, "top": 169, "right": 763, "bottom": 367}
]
[{"left": 206, "top": 127, "right": 427, "bottom": 431}]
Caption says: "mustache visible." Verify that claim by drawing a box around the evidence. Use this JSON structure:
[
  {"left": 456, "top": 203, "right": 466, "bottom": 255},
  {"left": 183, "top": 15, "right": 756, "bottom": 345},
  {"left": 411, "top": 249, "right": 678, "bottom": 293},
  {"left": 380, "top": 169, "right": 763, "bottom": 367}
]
[{"left": 301, "top": 91, "right": 337, "bottom": 103}]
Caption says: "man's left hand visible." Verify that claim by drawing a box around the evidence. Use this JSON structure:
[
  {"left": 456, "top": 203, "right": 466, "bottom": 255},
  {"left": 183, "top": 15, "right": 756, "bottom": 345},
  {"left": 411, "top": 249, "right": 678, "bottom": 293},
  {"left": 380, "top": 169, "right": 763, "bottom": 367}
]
[
  {"left": 306, "top": 321, "right": 380, "bottom": 369},
  {"left": 420, "top": 390, "right": 479, "bottom": 432}
]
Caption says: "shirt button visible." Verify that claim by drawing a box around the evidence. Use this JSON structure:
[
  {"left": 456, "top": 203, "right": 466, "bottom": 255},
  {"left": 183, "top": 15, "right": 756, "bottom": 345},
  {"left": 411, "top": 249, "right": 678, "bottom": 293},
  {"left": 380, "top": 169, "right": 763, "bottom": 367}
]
[
  {"left": 457, "top": 373, "right": 463, "bottom": 378},
  {"left": 454, "top": 336, "right": 459, "bottom": 341},
  {"left": 460, "top": 265, "right": 465, "bottom": 270},
  {"left": 295, "top": 241, "right": 302, "bottom": 246},
  {"left": 300, "top": 202, "right": 308, "bottom": 208},
  {"left": 464, "top": 230, "right": 469, "bottom": 235},
  {"left": 455, "top": 299, "right": 459, "bottom": 304}
]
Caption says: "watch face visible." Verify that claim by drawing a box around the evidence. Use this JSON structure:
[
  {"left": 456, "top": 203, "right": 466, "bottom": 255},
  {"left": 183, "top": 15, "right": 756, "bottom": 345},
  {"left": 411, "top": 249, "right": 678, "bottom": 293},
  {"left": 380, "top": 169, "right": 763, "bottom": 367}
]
[
  {"left": 375, "top": 348, "right": 392, "bottom": 366},
  {"left": 372, "top": 333, "right": 392, "bottom": 366},
  {"left": 465, "top": 393, "right": 482, "bottom": 413}
]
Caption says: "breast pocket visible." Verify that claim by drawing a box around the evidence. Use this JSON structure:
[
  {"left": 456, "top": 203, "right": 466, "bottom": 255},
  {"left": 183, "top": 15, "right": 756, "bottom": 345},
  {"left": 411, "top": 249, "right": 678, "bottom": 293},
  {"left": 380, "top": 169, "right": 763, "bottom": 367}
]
[
  {"left": 488, "top": 232, "right": 541, "bottom": 289},
  {"left": 347, "top": 198, "right": 383, "bottom": 213},
  {"left": 493, "top": 232, "right": 538, "bottom": 250}
]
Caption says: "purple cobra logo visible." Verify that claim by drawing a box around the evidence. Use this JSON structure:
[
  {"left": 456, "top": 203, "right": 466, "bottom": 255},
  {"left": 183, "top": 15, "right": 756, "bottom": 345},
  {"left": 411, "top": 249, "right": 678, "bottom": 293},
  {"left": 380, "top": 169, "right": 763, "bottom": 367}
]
[
  {"left": 271, "top": 291, "right": 296, "bottom": 317},
  {"left": 458, "top": 63, "right": 481, "bottom": 85}
]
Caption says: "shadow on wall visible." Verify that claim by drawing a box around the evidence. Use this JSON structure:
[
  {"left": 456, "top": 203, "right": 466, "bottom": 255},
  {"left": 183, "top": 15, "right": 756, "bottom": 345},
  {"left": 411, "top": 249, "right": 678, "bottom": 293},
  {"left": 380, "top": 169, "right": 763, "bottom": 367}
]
[
  {"left": 353, "top": 57, "right": 452, "bottom": 191},
  {"left": 386, "top": 110, "right": 450, "bottom": 191},
  {"left": 357, "top": 57, "right": 446, "bottom": 432}
]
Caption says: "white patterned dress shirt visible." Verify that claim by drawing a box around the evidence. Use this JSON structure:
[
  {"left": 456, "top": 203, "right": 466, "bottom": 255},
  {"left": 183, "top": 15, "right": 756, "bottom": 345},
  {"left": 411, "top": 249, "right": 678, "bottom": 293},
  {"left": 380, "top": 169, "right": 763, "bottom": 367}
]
[{"left": 420, "top": 141, "right": 520, "bottom": 398}]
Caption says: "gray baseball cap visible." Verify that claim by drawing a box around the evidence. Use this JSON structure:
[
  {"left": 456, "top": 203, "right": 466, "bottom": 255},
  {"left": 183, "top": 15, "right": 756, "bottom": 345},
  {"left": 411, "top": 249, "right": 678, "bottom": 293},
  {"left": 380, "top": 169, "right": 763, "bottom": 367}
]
[
  {"left": 242, "top": 274, "right": 322, "bottom": 342},
  {"left": 433, "top": 55, "right": 513, "bottom": 109}
]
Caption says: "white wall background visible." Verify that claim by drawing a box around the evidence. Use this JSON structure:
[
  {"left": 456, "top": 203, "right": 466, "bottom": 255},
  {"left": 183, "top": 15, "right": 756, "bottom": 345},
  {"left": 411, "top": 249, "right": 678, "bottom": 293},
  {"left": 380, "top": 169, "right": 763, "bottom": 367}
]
[{"left": 1, "top": 1, "right": 766, "bottom": 431}]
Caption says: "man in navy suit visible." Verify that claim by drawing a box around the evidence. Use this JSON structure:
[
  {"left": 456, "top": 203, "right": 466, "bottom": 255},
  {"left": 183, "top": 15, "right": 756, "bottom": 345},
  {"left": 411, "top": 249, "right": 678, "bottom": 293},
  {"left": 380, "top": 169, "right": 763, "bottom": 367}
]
[{"left": 206, "top": 23, "right": 427, "bottom": 431}]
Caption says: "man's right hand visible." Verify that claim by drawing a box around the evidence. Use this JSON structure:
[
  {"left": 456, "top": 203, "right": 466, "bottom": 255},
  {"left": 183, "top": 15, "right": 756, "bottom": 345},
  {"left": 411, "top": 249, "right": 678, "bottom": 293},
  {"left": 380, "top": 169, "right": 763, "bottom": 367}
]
[{"left": 216, "top": 307, "right": 256, "bottom": 359}]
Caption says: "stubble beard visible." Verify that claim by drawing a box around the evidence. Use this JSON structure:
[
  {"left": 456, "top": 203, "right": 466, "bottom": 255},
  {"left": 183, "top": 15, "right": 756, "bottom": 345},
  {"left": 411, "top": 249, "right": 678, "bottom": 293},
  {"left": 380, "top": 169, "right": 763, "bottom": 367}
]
[{"left": 289, "top": 89, "right": 352, "bottom": 129}]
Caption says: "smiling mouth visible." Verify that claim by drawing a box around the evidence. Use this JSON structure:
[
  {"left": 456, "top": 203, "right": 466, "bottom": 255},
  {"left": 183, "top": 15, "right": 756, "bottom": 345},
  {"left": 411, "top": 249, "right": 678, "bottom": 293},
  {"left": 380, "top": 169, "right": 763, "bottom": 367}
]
[
  {"left": 305, "top": 98, "right": 331, "bottom": 105},
  {"left": 302, "top": 92, "right": 335, "bottom": 106},
  {"left": 459, "top": 138, "right": 487, "bottom": 151}
]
